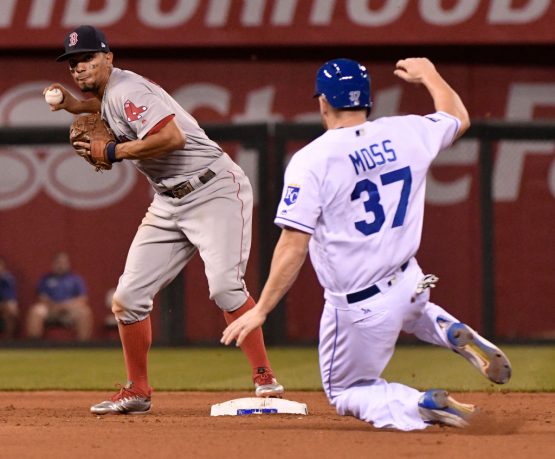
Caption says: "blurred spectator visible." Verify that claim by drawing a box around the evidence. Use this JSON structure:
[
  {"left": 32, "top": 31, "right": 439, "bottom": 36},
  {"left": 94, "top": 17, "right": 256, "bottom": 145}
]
[
  {"left": 0, "top": 256, "right": 19, "bottom": 339},
  {"left": 26, "top": 252, "right": 93, "bottom": 341}
]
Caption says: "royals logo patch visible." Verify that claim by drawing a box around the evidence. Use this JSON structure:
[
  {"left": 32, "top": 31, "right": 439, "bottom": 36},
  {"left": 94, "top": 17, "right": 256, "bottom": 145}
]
[{"left": 284, "top": 185, "right": 300, "bottom": 206}]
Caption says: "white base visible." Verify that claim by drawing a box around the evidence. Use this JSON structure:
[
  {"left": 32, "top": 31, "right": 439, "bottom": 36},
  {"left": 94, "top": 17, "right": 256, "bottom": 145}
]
[{"left": 210, "top": 397, "right": 308, "bottom": 416}]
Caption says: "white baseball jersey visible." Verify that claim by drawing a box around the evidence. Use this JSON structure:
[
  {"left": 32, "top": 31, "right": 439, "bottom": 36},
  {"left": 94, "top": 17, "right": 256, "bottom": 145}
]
[
  {"left": 275, "top": 111, "right": 465, "bottom": 431},
  {"left": 275, "top": 112, "right": 460, "bottom": 301},
  {"left": 101, "top": 67, "right": 223, "bottom": 193}
]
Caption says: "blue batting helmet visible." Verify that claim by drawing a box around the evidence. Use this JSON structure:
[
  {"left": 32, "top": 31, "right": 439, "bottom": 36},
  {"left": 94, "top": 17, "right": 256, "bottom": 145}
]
[{"left": 314, "top": 58, "right": 372, "bottom": 110}]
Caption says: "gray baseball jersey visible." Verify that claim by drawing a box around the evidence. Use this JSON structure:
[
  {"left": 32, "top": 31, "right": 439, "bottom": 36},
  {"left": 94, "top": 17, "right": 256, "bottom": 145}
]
[
  {"left": 102, "top": 67, "right": 252, "bottom": 322},
  {"left": 102, "top": 67, "right": 222, "bottom": 192}
]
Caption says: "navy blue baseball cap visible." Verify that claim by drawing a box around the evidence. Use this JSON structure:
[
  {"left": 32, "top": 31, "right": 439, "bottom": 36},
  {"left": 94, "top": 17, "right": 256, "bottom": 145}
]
[{"left": 56, "top": 25, "right": 110, "bottom": 61}]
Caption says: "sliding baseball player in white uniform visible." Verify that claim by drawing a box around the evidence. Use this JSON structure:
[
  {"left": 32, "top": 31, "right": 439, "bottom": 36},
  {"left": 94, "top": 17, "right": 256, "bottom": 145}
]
[{"left": 222, "top": 57, "right": 512, "bottom": 430}]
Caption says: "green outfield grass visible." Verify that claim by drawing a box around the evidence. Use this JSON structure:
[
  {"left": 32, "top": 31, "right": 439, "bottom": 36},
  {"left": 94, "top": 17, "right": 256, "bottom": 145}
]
[{"left": 0, "top": 345, "right": 553, "bottom": 392}]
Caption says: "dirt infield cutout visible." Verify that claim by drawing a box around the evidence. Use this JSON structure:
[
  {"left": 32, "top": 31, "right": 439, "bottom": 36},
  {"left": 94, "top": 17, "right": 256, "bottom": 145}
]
[{"left": 0, "top": 391, "right": 553, "bottom": 458}]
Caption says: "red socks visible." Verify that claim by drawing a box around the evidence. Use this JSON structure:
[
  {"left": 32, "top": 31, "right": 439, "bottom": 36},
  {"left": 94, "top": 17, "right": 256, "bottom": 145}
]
[
  {"left": 224, "top": 296, "right": 271, "bottom": 375},
  {"left": 118, "top": 316, "right": 152, "bottom": 395},
  {"left": 116, "top": 298, "right": 270, "bottom": 394}
]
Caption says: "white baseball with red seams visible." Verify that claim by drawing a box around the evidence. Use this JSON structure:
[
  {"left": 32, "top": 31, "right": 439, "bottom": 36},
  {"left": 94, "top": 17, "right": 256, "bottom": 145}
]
[{"left": 44, "top": 88, "right": 64, "bottom": 105}]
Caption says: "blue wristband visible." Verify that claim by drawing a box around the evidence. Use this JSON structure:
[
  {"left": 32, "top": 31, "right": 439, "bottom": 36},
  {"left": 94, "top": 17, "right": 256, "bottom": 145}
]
[{"left": 106, "top": 142, "right": 121, "bottom": 163}]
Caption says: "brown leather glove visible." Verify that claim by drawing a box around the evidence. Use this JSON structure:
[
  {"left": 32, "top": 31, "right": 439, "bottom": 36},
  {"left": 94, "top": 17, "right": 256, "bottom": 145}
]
[{"left": 69, "top": 113, "right": 116, "bottom": 171}]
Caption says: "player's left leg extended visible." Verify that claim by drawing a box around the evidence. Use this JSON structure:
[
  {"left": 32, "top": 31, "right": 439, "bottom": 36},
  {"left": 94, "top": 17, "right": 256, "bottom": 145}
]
[
  {"left": 224, "top": 296, "right": 284, "bottom": 397},
  {"left": 179, "top": 160, "right": 283, "bottom": 397},
  {"left": 403, "top": 285, "right": 511, "bottom": 384}
]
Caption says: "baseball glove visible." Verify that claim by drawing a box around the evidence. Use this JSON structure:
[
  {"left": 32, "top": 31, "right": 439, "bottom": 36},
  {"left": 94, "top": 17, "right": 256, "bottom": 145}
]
[{"left": 69, "top": 113, "right": 116, "bottom": 171}]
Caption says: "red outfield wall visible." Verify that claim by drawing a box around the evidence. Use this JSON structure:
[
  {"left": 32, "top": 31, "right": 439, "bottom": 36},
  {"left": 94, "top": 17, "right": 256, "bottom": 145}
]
[
  {"left": 0, "top": 57, "right": 553, "bottom": 342},
  {"left": 0, "top": 0, "right": 554, "bottom": 341}
]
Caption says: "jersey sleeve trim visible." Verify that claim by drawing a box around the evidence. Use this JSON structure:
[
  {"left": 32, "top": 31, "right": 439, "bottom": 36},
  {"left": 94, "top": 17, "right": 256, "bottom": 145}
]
[
  {"left": 433, "top": 111, "right": 461, "bottom": 143},
  {"left": 274, "top": 216, "right": 315, "bottom": 234},
  {"left": 146, "top": 114, "right": 175, "bottom": 137}
]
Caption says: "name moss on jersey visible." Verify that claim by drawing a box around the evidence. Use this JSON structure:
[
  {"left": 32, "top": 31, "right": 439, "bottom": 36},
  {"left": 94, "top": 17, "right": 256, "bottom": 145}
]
[
  {"left": 274, "top": 111, "right": 460, "bottom": 293},
  {"left": 349, "top": 138, "right": 397, "bottom": 174}
]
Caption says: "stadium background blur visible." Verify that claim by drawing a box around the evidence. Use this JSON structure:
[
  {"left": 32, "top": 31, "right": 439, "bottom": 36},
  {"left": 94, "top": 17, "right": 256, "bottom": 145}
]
[{"left": 0, "top": 0, "right": 553, "bottom": 345}]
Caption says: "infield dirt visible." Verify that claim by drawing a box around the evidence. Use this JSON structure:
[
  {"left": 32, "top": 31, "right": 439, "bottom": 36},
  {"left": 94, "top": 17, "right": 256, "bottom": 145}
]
[{"left": 0, "top": 391, "right": 552, "bottom": 458}]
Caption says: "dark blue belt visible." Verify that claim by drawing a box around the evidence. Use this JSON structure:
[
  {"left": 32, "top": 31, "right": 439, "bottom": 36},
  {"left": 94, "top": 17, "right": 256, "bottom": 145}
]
[{"left": 346, "top": 261, "right": 409, "bottom": 304}]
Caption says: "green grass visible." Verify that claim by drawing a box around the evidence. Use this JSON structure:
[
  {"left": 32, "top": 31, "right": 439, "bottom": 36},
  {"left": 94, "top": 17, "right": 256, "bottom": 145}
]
[{"left": 0, "top": 345, "right": 553, "bottom": 391}]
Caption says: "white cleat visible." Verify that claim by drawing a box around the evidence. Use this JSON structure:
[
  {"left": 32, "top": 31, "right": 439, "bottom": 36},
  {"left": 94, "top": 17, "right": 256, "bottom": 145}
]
[
  {"left": 418, "top": 389, "right": 475, "bottom": 428},
  {"left": 253, "top": 367, "right": 285, "bottom": 398},
  {"left": 441, "top": 320, "right": 512, "bottom": 384}
]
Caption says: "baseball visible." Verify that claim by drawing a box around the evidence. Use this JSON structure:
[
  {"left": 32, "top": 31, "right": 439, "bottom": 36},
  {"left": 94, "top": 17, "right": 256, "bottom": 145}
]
[{"left": 44, "top": 88, "right": 63, "bottom": 105}]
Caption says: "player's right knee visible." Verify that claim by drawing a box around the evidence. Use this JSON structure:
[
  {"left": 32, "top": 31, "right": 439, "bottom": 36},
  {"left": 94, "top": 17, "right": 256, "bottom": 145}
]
[
  {"left": 111, "top": 290, "right": 151, "bottom": 323},
  {"left": 111, "top": 296, "right": 124, "bottom": 311}
]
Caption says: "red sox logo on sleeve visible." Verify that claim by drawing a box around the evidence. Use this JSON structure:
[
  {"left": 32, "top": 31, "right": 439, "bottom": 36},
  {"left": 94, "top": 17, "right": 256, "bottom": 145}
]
[{"left": 124, "top": 99, "right": 148, "bottom": 122}]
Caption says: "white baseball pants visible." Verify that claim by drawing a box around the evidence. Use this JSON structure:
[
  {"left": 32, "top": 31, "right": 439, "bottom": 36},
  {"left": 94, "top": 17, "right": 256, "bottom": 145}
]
[{"left": 319, "top": 258, "right": 459, "bottom": 431}]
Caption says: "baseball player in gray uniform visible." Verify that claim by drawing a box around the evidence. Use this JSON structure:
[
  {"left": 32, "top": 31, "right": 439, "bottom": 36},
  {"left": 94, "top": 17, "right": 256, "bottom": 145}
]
[
  {"left": 46, "top": 25, "right": 283, "bottom": 414},
  {"left": 222, "top": 58, "right": 512, "bottom": 430}
]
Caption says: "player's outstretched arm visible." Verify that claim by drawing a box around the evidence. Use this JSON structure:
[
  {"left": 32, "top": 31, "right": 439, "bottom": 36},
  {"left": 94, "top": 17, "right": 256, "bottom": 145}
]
[
  {"left": 221, "top": 227, "right": 311, "bottom": 347},
  {"left": 43, "top": 83, "right": 101, "bottom": 114},
  {"left": 394, "top": 58, "right": 470, "bottom": 139}
]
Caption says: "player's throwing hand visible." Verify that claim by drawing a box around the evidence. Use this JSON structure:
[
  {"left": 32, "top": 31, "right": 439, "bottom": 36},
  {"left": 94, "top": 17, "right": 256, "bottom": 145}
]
[
  {"left": 394, "top": 58, "right": 469, "bottom": 139},
  {"left": 393, "top": 57, "right": 438, "bottom": 84},
  {"left": 43, "top": 84, "right": 83, "bottom": 113}
]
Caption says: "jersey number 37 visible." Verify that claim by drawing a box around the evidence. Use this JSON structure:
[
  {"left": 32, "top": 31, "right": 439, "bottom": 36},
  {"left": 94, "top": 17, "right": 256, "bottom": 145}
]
[{"left": 350, "top": 166, "right": 412, "bottom": 236}]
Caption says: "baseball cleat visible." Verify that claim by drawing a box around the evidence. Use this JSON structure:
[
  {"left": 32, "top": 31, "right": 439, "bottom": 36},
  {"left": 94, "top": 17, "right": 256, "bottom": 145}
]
[
  {"left": 418, "top": 389, "right": 475, "bottom": 428},
  {"left": 253, "top": 367, "right": 285, "bottom": 398},
  {"left": 90, "top": 381, "right": 152, "bottom": 415},
  {"left": 444, "top": 321, "right": 512, "bottom": 384}
]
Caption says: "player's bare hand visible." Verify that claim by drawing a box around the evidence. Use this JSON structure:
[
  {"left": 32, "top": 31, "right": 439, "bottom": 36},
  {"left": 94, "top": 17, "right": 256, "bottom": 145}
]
[
  {"left": 393, "top": 58, "right": 438, "bottom": 84},
  {"left": 43, "top": 84, "right": 81, "bottom": 113},
  {"left": 221, "top": 308, "right": 267, "bottom": 347},
  {"left": 72, "top": 139, "right": 91, "bottom": 157}
]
